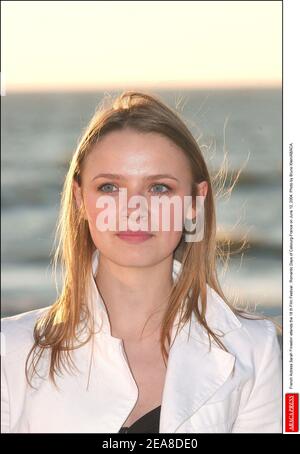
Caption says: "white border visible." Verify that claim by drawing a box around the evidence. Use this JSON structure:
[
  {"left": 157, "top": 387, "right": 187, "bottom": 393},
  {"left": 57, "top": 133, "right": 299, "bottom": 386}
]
[{"left": 283, "top": 0, "right": 300, "bottom": 434}]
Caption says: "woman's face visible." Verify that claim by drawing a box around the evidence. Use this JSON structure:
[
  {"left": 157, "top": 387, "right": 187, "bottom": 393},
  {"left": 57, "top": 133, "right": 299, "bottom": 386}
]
[{"left": 73, "top": 128, "right": 207, "bottom": 267}]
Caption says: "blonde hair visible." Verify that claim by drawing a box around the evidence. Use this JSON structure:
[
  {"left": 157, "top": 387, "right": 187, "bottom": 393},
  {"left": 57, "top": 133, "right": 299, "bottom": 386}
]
[{"left": 25, "top": 90, "right": 279, "bottom": 387}]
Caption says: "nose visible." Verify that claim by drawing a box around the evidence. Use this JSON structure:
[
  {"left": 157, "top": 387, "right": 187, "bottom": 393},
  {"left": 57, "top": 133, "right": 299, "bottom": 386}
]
[{"left": 118, "top": 188, "right": 150, "bottom": 226}]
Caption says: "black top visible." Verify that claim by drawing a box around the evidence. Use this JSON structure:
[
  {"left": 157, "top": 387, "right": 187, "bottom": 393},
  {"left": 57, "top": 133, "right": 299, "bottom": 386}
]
[{"left": 118, "top": 405, "right": 161, "bottom": 433}]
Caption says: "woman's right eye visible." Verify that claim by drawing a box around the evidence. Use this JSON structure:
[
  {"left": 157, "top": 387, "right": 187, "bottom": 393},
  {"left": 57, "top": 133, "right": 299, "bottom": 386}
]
[{"left": 97, "top": 183, "right": 118, "bottom": 193}]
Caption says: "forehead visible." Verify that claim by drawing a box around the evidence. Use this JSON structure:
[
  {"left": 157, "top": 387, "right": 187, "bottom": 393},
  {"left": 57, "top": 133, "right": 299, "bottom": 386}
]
[{"left": 81, "top": 129, "right": 192, "bottom": 179}]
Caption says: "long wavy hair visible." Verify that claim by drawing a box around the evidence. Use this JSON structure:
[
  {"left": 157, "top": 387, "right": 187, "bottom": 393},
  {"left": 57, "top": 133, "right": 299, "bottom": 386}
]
[{"left": 25, "top": 90, "right": 278, "bottom": 388}]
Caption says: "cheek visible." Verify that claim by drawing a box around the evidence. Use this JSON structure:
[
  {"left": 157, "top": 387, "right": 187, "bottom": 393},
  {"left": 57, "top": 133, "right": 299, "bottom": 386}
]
[
  {"left": 150, "top": 196, "right": 185, "bottom": 233},
  {"left": 84, "top": 193, "right": 99, "bottom": 224},
  {"left": 84, "top": 193, "right": 118, "bottom": 230}
]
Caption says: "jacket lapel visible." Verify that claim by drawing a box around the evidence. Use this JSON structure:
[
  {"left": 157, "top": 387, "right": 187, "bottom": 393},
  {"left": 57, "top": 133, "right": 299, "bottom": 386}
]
[{"left": 159, "top": 288, "right": 240, "bottom": 432}]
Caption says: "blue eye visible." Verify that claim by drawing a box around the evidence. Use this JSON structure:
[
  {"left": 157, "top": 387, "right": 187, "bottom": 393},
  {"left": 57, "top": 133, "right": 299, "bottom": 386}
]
[
  {"left": 97, "top": 183, "right": 118, "bottom": 193},
  {"left": 97, "top": 183, "right": 172, "bottom": 195},
  {"left": 150, "top": 184, "right": 171, "bottom": 194}
]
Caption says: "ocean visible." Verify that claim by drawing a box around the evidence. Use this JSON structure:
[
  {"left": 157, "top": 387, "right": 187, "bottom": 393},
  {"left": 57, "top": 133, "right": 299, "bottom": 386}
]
[{"left": 1, "top": 88, "right": 282, "bottom": 322}]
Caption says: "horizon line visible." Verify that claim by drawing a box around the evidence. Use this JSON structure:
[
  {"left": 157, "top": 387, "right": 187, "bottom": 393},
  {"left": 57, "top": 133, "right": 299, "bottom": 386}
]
[{"left": 4, "top": 81, "right": 282, "bottom": 95}]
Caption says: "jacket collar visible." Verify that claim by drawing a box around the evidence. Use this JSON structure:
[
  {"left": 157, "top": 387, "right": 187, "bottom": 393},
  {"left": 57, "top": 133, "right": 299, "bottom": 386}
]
[{"left": 85, "top": 249, "right": 242, "bottom": 432}]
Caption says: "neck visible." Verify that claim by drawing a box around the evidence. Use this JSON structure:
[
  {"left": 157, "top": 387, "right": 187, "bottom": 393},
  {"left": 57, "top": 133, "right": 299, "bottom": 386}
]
[{"left": 94, "top": 255, "right": 174, "bottom": 343}]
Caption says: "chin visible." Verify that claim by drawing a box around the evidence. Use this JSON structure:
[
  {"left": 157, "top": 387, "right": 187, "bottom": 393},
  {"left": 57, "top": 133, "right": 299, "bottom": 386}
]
[
  {"left": 110, "top": 251, "right": 161, "bottom": 268},
  {"left": 95, "top": 246, "right": 166, "bottom": 269}
]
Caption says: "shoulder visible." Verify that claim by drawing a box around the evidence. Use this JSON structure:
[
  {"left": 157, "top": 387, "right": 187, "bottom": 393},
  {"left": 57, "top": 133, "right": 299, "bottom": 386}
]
[
  {"left": 232, "top": 313, "right": 282, "bottom": 367},
  {"left": 1, "top": 306, "right": 52, "bottom": 360},
  {"left": 236, "top": 313, "right": 280, "bottom": 344},
  {"left": 207, "top": 286, "right": 281, "bottom": 359},
  {"left": 1, "top": 306, "right": 52, "bottom": 434}
]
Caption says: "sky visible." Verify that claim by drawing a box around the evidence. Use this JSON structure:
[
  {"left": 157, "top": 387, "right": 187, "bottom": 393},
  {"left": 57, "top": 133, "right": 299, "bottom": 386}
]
[{"left": 1, "top": 1, "right": 282, "bottom": 92}]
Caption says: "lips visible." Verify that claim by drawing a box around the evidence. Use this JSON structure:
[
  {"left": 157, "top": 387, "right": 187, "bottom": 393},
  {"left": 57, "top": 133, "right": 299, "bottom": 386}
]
[
  {"left": 116, "top": 230, "right": 154, "bottom": 244},
  {"left": 116, "top": 230, "right": 153, "bottom": 235}
]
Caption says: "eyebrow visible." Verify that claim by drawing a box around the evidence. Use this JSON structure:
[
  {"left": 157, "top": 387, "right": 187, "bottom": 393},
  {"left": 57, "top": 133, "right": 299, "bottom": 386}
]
[{"left": 92, "top": 173, "right": 179, "bottom": 182}]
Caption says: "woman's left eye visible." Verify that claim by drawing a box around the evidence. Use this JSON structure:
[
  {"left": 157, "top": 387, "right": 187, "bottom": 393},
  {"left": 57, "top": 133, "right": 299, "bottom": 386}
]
[{"left": 150, "top": 184, "right": 171, "bottom": 194}]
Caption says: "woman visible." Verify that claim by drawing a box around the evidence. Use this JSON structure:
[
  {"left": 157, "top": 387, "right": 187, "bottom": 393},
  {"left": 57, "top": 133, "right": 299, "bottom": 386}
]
[{"left": 1, "top": 91, "right": 282, "bottom": 433}]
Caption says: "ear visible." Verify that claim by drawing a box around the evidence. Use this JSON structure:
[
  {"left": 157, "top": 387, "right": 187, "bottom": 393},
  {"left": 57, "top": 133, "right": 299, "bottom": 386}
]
[
  {"left": 197, "top": 181, "right": 208, "bottom": 198},
  {"left": 186, "top": 181, "right": 208, "bottom": 220},
  {"left": 73, "top": 179, "right": 87, "bottom": 220}
]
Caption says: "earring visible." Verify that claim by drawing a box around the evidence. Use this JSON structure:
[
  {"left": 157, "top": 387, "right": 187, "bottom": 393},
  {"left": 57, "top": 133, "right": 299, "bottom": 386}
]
[{"left": 183, "top": 216, "right": 197, "bottom": 232}]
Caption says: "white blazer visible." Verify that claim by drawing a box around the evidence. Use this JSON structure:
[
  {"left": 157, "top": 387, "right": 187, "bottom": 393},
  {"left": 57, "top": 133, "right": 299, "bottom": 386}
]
[{"left": 1, "top": 250, "right": 282, "bottom": 433}]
